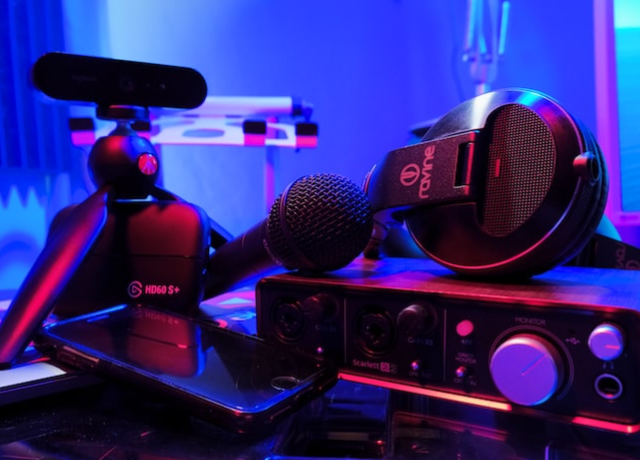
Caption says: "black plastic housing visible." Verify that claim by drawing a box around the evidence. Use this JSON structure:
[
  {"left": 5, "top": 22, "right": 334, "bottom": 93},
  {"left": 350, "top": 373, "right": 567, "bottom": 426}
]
[{"left": 50, "top": 200, "right": 211, "bottom": 317}]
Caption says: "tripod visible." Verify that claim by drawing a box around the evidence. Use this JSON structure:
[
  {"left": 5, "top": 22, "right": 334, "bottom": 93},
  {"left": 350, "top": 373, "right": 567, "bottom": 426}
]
[{"left": 0, "top": 105, "right": 231, "bottom": 367}]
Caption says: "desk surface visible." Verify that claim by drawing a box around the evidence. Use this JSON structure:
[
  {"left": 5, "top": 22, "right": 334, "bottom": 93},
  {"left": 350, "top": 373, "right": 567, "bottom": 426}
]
[
  {"left": 2, "top": 379, "right": 640, "bottom": 460},
  {"left": 3, "top": 274, "right": 640, "bottom": 459}
]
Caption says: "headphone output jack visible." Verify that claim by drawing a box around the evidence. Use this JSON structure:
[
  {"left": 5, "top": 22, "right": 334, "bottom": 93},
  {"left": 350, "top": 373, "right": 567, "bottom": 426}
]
[{"left": 594, "top": 373, "right": 623, "bottom": 400}]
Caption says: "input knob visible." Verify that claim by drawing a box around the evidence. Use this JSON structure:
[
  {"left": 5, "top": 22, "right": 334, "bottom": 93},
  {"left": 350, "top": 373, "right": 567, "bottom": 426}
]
[
  {"left": 490, "top": 334, "right": 564, "bottom": 406},
  {"left": 301, "top": 293, "right": 339, "bottom": 322},
  {"left": 588, "top": 323, "right": 625, "bottom": 361},
  {"left": 397, "top": 303, "right": 436, "bottom": 337}
]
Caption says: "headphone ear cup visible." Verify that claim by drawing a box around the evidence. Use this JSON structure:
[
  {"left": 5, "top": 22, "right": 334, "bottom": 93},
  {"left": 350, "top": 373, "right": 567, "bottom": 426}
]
[
  {"left": 400, "top": 89, "right": 608, "bottom": 278},
  {"left": 544, "top": 121, "right": 608, "bottom": 269}
]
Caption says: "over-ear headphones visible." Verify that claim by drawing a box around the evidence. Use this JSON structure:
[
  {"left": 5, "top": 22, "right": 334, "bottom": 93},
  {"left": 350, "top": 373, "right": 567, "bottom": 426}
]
[{"left": 363, "top": 88, "right": 608, "bottom": 279}]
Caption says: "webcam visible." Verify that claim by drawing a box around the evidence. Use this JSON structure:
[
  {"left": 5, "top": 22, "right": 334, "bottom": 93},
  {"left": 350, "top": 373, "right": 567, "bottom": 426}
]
[{"left": 31, "top": 52, "right": 207, "bottom": 109}]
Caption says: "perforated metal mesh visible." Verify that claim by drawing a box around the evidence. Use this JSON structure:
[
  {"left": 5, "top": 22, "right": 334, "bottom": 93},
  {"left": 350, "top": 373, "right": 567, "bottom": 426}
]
[
  {"left": 266, "top": 173, "right": 373, "bottom": 271},
  {"left": 481, "top": 104, "right": 555, "bottom": 236}
]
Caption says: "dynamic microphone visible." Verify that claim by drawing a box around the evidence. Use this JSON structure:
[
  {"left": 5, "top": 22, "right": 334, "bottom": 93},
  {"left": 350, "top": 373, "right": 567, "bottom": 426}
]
[{"left": 203, "top": 173, "right": 373, "bottom": 298}]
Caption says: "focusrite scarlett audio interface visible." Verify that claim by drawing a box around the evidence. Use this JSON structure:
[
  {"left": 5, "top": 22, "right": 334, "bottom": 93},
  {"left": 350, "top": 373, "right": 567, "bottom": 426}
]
[{"left": 256, "top": 257, "right": 640, "bottom": 433}]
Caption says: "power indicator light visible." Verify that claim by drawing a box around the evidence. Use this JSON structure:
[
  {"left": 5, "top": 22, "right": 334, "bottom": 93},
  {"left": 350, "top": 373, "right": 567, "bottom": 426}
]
[{"left": 456, "top": 319, "right": 474, "bottom": 337}]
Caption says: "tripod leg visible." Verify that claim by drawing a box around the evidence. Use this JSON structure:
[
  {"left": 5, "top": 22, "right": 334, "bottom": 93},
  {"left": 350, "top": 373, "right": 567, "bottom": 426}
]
[{"left": 0, "top": 186, "right": 111, "bottom": 368}]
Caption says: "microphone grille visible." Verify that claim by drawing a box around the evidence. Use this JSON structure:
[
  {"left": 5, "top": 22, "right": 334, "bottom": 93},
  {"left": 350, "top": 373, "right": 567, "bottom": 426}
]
[{"left": 266, "top": 173, "right": 373, "bottom": 271}]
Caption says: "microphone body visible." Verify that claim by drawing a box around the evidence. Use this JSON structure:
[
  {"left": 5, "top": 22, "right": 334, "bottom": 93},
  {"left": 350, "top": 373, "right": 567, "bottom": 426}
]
[
  {"left": 204, "top": 220, "right": 275, "bottom": 297},
  {"left": 204, "top": 173, "right": 373, "bottom": 298}
]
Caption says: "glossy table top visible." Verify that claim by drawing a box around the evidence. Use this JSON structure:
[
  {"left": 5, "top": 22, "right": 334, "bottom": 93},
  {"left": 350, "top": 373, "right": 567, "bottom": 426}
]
[
  {"left": 3, "top": 275, "right": 640, "bottom": 459},
  {"left": 2, "top": 378, "right": 640, "bottom": 460}
]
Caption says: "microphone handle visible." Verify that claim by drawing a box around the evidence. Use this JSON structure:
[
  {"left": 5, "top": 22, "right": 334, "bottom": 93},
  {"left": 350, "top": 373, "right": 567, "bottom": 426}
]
[{"left": 203, "top": 220, "right": 281, "bottom": 299}]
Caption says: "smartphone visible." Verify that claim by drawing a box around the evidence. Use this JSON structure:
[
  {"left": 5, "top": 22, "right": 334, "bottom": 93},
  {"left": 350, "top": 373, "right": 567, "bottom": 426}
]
[{"left": 33, "top": 304, "right": 337, "bottom": 434}]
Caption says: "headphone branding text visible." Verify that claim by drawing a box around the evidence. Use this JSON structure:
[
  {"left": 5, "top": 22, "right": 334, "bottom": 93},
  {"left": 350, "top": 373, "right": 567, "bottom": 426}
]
[
  {"left": 419, "top": 144, "right": 436, "bottom": 199},
  {"left": 399, "top": 144, "right": 435, "bottom": 199}
]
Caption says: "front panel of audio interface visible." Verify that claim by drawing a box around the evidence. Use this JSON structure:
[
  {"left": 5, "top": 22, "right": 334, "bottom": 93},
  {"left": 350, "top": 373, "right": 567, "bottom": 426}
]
[{"left": 256, "top": 257, "right": 640, "bottom": 431}]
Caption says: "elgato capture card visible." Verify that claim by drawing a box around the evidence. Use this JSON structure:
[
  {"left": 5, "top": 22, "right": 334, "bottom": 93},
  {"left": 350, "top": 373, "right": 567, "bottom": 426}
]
[{"left": 256, "top": 257, "right": 640, "bottom": 433}]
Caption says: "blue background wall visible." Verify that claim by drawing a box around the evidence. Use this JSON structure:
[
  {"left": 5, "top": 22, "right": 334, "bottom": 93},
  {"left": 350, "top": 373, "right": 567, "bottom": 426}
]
[
  {"left": 62, "top": 0, "right": 598, "bottom": 232},
  {"left": 615, "top": 0, "right": 640, "bottom": 213},
  {"left": 0, "top": 0, "right": 607, "bottom": 290}
]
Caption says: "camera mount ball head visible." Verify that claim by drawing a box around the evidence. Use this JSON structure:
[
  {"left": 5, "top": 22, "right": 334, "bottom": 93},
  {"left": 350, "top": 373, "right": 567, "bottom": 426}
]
[{"left": 89, "top": 105, "right": 161, "bottom": 199}]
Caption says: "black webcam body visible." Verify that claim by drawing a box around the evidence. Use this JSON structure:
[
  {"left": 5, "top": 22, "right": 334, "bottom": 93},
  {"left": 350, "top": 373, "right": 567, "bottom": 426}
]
[{"left": 32, "top": 52, "right": 207, "bottom": 109}]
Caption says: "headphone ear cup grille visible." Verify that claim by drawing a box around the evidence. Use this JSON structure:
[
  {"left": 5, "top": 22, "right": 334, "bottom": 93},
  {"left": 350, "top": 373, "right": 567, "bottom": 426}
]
[{"left": 481, "top": 104, "right": 556, "bottom": 237}]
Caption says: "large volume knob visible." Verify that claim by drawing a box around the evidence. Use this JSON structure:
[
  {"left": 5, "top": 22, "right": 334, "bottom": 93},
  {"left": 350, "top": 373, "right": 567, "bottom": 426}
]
[{"left": 490, "top": 334, "right": 564, "bottom": 406}]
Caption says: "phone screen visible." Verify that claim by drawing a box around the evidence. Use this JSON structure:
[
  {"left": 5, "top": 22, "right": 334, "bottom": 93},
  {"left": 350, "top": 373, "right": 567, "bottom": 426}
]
[{"left": 34, "top": 305, "right": 336, "bottom": 432}]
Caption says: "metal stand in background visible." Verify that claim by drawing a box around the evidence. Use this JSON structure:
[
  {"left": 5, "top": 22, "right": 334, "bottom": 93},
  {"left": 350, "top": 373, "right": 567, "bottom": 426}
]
[
  {"left": 463, "top": 0, "right": 510, "bottom": 95},
  {"left": 69, "top": 96, "right": 319, "bottom": 214}
]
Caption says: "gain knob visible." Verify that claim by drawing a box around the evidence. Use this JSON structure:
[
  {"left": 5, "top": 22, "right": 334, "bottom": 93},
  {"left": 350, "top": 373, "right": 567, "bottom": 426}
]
[
  {"left": 397, "top": 303, "right": 437, "bottom": 337},
  {"left": 490, "top": 333, "right": 564, "bottom": 406},
  {"left": 588, "top": 323, "right": 625, "bottom": 361},
  {"left": 301, "top": 292, "right": 339, "bottom": 323}
]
